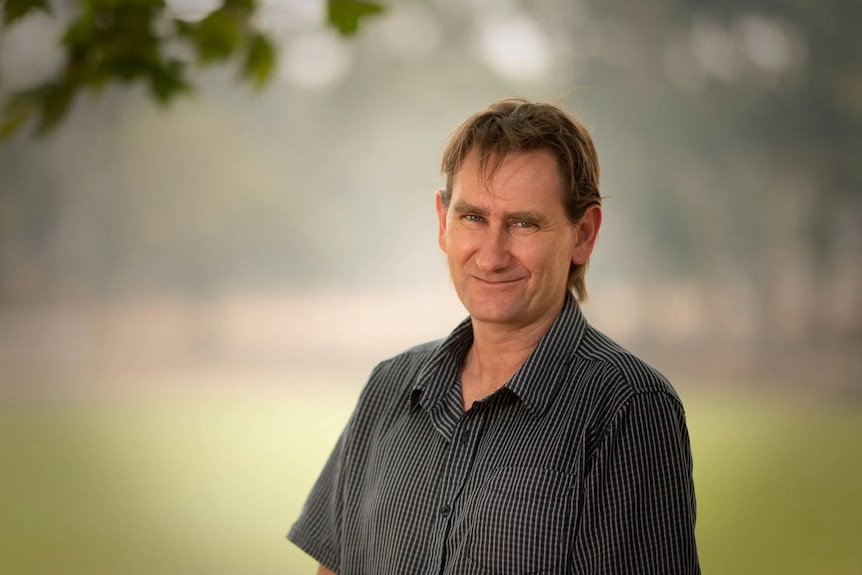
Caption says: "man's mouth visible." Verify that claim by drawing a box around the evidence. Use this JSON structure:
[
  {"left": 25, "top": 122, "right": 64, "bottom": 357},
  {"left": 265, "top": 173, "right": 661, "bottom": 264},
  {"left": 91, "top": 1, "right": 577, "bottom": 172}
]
[{"left": 471, "top": 276, "right": 522, "bottom": 286}]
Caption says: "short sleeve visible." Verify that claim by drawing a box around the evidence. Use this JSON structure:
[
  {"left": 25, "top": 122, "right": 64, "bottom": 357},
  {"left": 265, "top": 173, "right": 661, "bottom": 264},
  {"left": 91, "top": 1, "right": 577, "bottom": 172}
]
[
  {"left": 287, "top": 426, "right": 348, "bottom": 573},
  {"left": 573, "top": 390, "right": 700, "bottom": 574}
]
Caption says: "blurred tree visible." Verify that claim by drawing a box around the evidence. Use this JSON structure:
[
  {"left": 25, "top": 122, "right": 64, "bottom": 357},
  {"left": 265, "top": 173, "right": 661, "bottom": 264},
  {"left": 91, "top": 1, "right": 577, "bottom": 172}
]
[
  {"left": 0, "top": 0, "right": 384, "bottom": 138},
  {"left": 0, "top": 0, "right": 858, "bottom": 343},
  {"left": 571, "top": 0, "right": 861, "bottom": 338}
]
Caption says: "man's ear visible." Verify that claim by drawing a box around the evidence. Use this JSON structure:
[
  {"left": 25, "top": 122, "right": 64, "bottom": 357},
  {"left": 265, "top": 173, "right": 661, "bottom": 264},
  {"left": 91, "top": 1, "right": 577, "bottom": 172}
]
[
  {"left": 572, "top": 204, "right": 602, "bottom": 265},
  {"left": 436, "top": 190, "right": 448, "bottom": 253}
]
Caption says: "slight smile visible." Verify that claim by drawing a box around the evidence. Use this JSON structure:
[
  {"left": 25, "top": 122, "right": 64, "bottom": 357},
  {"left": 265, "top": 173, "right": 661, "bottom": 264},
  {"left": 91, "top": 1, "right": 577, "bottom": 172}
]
[{"left": 471, "top": 276, "right": 524, "bottom": 286}]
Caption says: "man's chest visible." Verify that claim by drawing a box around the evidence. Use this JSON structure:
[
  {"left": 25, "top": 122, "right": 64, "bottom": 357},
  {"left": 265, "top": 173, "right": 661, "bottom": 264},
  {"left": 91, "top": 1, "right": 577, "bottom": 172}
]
[{"left": 344, "top": 400, "right": 586, "bottom": 575}]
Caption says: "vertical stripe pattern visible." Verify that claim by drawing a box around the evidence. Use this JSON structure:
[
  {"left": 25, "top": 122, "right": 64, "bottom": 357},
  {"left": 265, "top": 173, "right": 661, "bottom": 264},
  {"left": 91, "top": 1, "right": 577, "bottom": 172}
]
[{"left": 288, "top": 296, "right": 700, "bottom": 574}]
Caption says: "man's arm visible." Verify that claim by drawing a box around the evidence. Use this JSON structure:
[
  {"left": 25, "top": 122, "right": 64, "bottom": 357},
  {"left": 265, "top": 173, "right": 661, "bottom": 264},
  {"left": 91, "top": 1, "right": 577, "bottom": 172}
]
[
  {"left": 288, "top": 429, "right": 347, "bottom": 573},
  {"left": 317, "top": 565, "right": 336, "bottom": 575},
  {"left": 573, "top": 390, "right": 699, "bottom": 574}
]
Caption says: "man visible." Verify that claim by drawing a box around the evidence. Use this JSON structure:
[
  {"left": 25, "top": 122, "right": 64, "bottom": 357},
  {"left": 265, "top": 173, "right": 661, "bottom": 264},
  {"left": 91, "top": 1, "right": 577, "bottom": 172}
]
[{"left": 288, "top": 98, "right": 700, "bottom": 574}]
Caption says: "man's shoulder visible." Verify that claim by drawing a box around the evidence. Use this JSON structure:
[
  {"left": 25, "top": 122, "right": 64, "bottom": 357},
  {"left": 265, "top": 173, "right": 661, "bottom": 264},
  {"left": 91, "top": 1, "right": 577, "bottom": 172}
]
[
  {"left": 564, "top": 324, "right": 687, "bottom": 450},
  {"left": 355, "top": 338, "right": 444, "bottom": 400},
  {"left": 576, "top": 324, "right": 680, "bottom": 402},
  {"left": 343, "top": 338, "right": 446, "bottom": 434},
  {"left": 373, "top": 337, "right": 444, "bottom": 377}
]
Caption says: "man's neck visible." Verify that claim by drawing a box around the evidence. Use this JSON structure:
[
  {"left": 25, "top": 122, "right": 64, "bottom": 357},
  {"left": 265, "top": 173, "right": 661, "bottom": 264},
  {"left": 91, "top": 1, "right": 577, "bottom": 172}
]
[{"left": 460, "top": 303, "right": 563, "bottom": 410}]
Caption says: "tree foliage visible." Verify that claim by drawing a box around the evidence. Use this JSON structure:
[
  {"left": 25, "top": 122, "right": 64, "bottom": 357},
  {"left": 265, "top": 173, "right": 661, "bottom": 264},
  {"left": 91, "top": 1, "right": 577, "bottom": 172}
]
[{"left": 0, "top": 0, "right": 384, "bottom": 138}]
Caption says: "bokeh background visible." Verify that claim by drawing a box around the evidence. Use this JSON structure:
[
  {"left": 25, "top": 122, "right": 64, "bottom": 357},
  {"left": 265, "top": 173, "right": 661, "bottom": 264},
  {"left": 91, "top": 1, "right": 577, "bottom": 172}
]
[{"left": 1, "top": 0, "right": 861, "bottom": 573}]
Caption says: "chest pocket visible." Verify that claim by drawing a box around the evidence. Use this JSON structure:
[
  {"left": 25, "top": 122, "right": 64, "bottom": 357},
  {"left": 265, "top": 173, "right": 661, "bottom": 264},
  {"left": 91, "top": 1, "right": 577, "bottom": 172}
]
[{"left": 465, "top": 466, "right": 579, "bottom": 574}]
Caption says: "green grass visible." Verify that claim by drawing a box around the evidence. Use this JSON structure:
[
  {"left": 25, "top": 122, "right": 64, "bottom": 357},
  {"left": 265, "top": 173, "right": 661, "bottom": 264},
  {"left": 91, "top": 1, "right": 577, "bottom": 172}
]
[
  {"left": 0, "top": 380, "right": 356, "bottom": 575},
  {"left": 687, "top": 390, "right": 862, "bottom": 574},
  {"left": 1, "top": 379, "right": 860, "bottom": 574}
]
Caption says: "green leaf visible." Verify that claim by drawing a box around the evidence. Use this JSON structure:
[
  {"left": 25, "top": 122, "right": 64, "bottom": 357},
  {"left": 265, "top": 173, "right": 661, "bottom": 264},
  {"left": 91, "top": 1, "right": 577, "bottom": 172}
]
[
  {"left": 242, "top": 33, "right": 276, "bottom": 89},
  {"left": 36, "top": 82, "right": 77, "bottom": 135},
  {"left": 61, "top": 17, "right": 95, "bottom": 60},
  {"left": 192, "top": 9, "right": 244, "bottom": 63},
  {"left": 0, "top": 104, "right": 34, "bottom": 139},
  {"left": 2, "top": 0, "right": 51, "bottom": 26},
  {"left": 149, "top": 59, "right": 191, "bottom": 104},
  {"left": 0, "top": 83, "right": 64, "bottom": 138},
  {"left": 327, "top": 0, "right": 384, "bottom": 36},
  {"left": 174, "top": 17, "right": 196, "bottom": 38}
]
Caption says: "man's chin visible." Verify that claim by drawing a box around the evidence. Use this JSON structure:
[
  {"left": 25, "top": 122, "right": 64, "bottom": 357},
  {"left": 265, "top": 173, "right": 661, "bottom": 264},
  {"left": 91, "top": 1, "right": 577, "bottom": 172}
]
[{"left": 462, "top": 302, "right": 525, "bottom": 326}]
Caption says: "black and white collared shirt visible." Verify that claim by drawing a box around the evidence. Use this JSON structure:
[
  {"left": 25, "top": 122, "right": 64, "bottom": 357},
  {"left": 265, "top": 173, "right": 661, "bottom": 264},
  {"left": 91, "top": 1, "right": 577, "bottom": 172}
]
[{"left": 288, "top": 296, "right": 700, "bottom": 574}]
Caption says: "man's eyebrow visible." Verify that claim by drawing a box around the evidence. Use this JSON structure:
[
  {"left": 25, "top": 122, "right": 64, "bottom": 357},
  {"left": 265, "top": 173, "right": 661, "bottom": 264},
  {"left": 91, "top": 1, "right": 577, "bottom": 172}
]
[
  {"left": 451, "top": 200, "right": 488, "bottom": 216},
  {"left": 506, "top": 210, "right": 548, "bottom": 225}
]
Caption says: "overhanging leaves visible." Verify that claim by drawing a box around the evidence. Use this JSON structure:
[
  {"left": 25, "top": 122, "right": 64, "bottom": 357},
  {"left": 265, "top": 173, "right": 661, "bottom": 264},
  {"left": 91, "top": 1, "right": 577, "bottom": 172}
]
[
  {"left": 188, "top": 8, "right": 245, "bottom": 63},
  {"left": 328, "top": 0, "right": 385, "bottom": 36},
  {"left": 243, "top": 33, "right": 276, "bottom": 90},
  {"left": 2, "top": 0, "right": 51, "bottom": 26},
  {"left": 0, "top": 0, "right": 385, "bottom": 139}
]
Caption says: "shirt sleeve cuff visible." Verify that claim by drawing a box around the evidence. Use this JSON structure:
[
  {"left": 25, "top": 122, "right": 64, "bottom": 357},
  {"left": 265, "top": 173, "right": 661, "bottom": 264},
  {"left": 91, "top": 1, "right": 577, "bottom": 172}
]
[{"left": 287, "top": 525, "right": 339, "bottom": 573}]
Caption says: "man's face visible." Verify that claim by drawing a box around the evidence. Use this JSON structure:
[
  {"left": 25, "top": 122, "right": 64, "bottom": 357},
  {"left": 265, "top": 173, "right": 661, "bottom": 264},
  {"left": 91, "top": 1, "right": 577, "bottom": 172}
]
[{"left": 436, "top": 149, "right": 584, "bottom": 330}]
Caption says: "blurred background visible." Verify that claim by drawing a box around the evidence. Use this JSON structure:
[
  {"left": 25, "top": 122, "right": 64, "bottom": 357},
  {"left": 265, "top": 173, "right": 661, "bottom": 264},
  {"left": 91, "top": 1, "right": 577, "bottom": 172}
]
[{"left": 1, "top": 0, "right": 860, "bottom": 573}]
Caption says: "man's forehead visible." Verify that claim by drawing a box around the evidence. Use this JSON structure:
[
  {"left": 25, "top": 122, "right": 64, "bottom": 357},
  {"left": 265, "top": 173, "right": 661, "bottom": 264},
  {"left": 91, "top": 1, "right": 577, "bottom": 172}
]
[
  {"left": 454, "top": 148, "right": 562, "bottom": 186},
  {"left": 450, "top": 149, "right": 566, "bottom": 207}
]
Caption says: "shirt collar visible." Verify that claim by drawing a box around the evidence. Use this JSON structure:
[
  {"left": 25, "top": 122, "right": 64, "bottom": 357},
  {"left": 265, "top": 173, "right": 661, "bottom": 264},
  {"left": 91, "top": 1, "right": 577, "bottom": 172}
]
[
  {"left": 413, "top": 294, "right": 588, "bottom": 418},
  {"left": 412, "top": 316, "right": 473, "bottom": 412}
]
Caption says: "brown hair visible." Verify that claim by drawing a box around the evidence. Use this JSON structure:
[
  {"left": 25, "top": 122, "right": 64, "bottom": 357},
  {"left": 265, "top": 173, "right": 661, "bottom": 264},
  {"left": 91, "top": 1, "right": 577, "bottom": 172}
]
[{"left": 440, "top": 97, "right": 602, "bottom": 301}]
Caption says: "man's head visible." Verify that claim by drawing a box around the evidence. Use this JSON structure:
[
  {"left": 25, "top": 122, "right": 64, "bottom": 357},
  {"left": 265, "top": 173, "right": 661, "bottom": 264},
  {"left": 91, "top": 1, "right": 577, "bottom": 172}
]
[{"left": 439, "top": 98, "right": 602, "bottom": 302}]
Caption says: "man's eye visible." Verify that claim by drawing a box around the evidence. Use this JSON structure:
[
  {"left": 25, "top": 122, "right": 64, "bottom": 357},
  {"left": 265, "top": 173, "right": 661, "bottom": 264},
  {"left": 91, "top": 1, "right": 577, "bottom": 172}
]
[
  {"left": 513, "top": 221, "right": 536, "bottom": 229},
  {"left": 463, "top": 214, "right": 484, "bottom": 223}
]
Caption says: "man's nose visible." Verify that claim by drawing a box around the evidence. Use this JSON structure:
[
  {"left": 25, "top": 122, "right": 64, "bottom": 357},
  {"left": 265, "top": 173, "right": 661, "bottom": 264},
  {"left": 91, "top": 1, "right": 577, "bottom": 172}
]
[{"left": 474, "top": 225, "right": 511, "bottom": 272}]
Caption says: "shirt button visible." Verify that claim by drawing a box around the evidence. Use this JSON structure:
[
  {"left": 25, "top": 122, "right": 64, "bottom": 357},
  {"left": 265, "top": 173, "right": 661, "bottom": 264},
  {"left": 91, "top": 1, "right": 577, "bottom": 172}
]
[{"left": 440, "top": 504, "right": 451, "bottom": 517}]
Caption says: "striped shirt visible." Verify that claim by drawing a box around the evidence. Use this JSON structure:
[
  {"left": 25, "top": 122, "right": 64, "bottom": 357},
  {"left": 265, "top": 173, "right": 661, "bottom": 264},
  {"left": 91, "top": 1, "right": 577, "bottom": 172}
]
[{"left": 288, "top": 296, "right": 700, "bottom": 574}]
